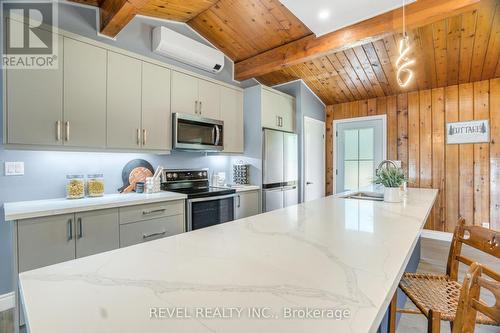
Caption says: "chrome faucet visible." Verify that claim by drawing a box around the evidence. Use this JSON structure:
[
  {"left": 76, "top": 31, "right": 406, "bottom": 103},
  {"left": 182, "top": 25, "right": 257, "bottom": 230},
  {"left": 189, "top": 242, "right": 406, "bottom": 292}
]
[{"left": 376, "top": 160, "right": 398, "bottom": 176}]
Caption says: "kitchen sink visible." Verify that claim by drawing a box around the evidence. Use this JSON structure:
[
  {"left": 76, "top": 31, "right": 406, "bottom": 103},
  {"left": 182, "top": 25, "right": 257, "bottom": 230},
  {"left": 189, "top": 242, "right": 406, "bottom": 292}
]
[{"left": 342, "top": 191, "right": 384, "bottom": 201}]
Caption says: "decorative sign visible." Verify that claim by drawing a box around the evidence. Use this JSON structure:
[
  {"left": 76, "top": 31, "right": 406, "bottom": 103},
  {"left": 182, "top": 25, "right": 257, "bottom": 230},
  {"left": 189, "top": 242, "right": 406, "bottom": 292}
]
[{"left": 446, "top": 120, "right": 490, "bottom": 144}]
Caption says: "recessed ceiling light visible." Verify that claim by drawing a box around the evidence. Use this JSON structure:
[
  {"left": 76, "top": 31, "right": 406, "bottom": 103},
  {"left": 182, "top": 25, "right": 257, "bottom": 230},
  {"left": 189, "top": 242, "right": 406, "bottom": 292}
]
[{"left": 318, "top": 9, "right": 330, "bottom": 21}]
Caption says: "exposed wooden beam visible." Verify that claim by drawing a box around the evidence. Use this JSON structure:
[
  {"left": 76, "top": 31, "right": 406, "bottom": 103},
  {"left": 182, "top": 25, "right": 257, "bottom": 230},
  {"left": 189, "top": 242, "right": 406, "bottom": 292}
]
[
  {"left": 235, "top": 0, "right": 481, "bottom": 81},
  {"left": 99, "top": 0, "right": 150, "bottom": 37}
]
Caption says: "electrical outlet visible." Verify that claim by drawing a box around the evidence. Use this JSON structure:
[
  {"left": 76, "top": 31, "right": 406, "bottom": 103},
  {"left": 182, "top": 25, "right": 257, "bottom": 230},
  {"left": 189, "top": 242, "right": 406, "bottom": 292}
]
[
  {"left": 4, "top": 162, "right": 24, "bottom": 176},
  {"left": 482, "top": 222, "right": 490, "bottom": 229}
]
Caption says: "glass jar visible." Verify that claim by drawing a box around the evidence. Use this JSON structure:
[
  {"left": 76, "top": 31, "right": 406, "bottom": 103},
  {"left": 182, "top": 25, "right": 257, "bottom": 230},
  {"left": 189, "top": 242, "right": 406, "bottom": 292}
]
[
  {"left": 66, "top": 175, "right": 85, "bottom": 199},
  {"left": 87, "top": 174, "right": 105, "bottom": 197}
]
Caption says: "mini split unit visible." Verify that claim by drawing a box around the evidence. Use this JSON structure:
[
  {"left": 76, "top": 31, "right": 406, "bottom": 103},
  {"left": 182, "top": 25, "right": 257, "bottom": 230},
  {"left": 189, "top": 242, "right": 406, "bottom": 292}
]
[{"left": 152, "top": 26, "right": 225, "bottom": 74}]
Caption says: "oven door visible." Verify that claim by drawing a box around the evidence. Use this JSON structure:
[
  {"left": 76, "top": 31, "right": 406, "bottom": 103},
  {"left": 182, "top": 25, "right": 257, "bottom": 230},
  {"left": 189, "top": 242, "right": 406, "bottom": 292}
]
[
  {"left": 187, "top": 194, "right": 235, "bottom": 231},
  {"left": 173, "top": 113, "right": 224, "bottom": 151}
]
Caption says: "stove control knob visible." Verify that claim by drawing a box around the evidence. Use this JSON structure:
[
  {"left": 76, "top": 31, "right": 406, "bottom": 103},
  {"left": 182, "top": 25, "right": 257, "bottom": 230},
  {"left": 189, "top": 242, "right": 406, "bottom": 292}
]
[
  {"left": 198, "top": 172, "right": 203, "bottom": 177},
  {"left": 166, "top": 173, "right": 172, "bottom": 179},
  {"left": 173, "top": 173, "right": 178, "bottom": 179},
  {"left": 203, "top": 171, "right": 207, "bottom": 177}
]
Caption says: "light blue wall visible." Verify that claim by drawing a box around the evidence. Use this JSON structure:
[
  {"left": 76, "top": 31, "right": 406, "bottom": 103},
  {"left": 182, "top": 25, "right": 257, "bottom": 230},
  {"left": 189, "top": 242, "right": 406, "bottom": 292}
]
[
  {"left": 274, "top": 81, "right": 325, "bottom": 202},
  {"left": 0, "top": 2, "right": 246, "bottom": 295}
]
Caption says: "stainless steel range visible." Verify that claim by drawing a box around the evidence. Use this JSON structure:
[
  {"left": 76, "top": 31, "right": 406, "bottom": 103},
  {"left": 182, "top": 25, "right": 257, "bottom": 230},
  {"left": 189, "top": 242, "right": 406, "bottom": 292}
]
[{"left": 161, "top": 169, "right": 236, "bottom": 231}]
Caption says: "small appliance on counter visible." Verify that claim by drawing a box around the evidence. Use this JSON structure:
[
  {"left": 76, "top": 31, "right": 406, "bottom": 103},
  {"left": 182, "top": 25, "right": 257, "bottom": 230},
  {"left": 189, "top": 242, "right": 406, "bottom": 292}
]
[
  {"left": 233, "top": 162, "right": 250, "bottom": 185},
  {"left": 161, "top": 169, "right": 236, "bottom": 231}
]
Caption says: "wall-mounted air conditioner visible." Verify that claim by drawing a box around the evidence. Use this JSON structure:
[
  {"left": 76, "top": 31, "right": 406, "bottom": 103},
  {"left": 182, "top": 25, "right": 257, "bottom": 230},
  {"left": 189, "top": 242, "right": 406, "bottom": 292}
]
[{"left": 152, "top": 26, "right": 225, "bottom": 74}]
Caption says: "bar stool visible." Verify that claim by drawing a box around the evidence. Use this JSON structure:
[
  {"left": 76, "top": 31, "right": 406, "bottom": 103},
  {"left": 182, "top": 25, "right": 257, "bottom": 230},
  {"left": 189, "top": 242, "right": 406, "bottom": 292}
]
[
  {"left": 452, "top": 262, "right": 499, "bottom": 332},
  {"left": 388, "top": 217, "right": 499, "bottom": 332}
]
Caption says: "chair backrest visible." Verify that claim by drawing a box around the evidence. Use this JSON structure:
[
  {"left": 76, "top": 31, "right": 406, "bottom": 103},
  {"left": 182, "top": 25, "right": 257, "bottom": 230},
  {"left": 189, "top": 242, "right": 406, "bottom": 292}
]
[
  {"left": 446, "top": 217, "right": 500, "bottom": 281},
  {"left": 452, "top": 262, "right": 500, "bottom": 333}
]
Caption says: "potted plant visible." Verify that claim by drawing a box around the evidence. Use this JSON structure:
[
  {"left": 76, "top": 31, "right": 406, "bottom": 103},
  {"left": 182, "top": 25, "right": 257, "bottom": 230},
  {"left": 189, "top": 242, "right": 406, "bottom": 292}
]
[{"left": 374, "top": 167, "right": 406, "bottom": 203}]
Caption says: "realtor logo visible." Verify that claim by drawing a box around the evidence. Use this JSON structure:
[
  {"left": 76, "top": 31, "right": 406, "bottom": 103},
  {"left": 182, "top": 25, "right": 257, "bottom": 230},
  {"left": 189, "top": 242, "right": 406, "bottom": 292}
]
[{"left": 1, "top": 1, "right": 58, "bottom": 69}]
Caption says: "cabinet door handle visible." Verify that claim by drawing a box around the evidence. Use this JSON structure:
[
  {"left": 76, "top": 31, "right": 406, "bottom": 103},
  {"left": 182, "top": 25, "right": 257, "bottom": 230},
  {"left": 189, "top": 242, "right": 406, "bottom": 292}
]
[
  {"left": 142, "top": 208, "right": 166, "bottom": 215},
  {"left": 276, "top": 116, "right": 280, "bottom": 127},
  {"left": 56, "top": 120, "right": 61, "bottom": 141},
  {"left": 195, "top": 101, "right": 199, "bottom": 114},
  {"left": 136, "top": 128, "right": 141, "bottom": 145},
  {"left": 65, "top": 121, "right": 70, "bottom": 141},
  {"left": 143, "top": 230, "right": 166, "bottom": 239},
  {"left": 237, "top": 194, "right": 241, "bottom": 208},
  {"left": 199, "top": 101, "right": 202, "bottom": 115},
  {"left": 142, "top": 129, "right": 147, "bottom": 146},
  {"left": 77, "top": 217, "right": 83, "bottom": 239},
  {"left": 279, "top": 117, "right": 283, "bottom": 127},
  {"left": 67, "top": 219, "right": 73, "bottom": 241}
]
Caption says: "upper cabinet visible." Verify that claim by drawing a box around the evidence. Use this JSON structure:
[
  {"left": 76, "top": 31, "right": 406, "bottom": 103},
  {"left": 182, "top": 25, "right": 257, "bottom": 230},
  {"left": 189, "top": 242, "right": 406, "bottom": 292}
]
[
  {"left": 171, "top": 71, "right": 221, "bottom": 120},
  {"left": 142, "top": 62, "right": 172, "bottom": 151},
  {"left": 171, "top": 71, "right": 199, "bottom": 116},
  {"left": 3, "top": 31, "right": 242, "bottom": 153},
  {"left": 261, "top": 88, "right": 295, "bottom": 132},
  {"left": 6, "top": 33, "right": 63, "bottom": 146},
  {"left": 63, "top": 38, "right": 107, "bottom": 148},
  {"left": 106, "top": 52, "right": 143, "bottom": 149},
  {"left": 221, "top": 87, "right": 244, "bottom": 153}
]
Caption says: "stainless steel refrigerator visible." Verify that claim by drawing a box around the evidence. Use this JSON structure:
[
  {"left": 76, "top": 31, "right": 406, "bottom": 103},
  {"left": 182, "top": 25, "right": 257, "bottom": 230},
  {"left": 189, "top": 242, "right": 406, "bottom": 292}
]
[{"left": 262, "top": 129, "right": 298, "bottom": 212}]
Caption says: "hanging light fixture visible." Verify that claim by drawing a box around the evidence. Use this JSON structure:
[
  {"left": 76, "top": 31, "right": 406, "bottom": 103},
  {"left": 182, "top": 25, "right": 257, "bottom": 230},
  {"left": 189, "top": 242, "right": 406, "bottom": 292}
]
[{"left": 396, "top": 0, "right": 415, "bottom": 87}]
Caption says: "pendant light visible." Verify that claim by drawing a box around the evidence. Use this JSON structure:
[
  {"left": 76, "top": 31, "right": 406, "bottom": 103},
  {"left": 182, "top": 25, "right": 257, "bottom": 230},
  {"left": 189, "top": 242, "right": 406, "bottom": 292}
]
[{"left": 396, "top": 0, "right": 415, "bottom": 87}]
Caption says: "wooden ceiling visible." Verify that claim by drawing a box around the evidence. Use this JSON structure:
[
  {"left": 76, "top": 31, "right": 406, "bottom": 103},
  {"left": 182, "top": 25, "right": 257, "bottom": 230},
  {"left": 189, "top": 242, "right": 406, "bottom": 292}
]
[
  {"left": 187, "top": 0, "right": 311, "bottom": 61},
  {"left": 70, "top": 0, "right": 500, "bottom": 105},
  {"left": 257, "top": 0, "right": 500, "bottom": 104}
]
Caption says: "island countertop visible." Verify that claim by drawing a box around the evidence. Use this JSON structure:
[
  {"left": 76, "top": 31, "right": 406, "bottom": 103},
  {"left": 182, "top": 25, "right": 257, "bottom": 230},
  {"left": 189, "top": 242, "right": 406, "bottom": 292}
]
[{"left": 19, "top": 188, "right": 437, "bottom": 333}]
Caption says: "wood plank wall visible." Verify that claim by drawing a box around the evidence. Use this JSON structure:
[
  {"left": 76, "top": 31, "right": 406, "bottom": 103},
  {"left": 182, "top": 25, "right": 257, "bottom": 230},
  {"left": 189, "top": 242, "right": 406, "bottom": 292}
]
[{"left": 325, "top": 78, "right": 500, "bottom": 232}]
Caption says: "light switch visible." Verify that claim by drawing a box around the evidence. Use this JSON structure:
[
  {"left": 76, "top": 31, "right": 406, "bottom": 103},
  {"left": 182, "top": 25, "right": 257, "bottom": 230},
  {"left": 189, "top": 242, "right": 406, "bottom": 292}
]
[{"left": 5, "top": 162, "right": 24, "bottom": 176}]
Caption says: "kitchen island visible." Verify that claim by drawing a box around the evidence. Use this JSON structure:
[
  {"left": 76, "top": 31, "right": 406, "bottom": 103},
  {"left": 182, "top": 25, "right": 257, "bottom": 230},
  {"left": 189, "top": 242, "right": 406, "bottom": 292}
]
[{"left": 19, "top": 188, "right": 437, "bottom": 333}]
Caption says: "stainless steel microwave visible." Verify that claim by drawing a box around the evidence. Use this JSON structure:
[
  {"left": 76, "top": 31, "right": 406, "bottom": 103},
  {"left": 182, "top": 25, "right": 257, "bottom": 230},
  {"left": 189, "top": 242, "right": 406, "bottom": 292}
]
[{"left": 172, "top": 113, "right": 224, "bottom": 151}]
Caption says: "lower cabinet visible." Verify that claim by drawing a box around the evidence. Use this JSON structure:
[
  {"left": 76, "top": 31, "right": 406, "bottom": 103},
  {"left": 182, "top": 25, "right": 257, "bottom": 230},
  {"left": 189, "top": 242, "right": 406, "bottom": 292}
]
[
  {"left": 75, "top": 209, "right": 119, "bottom": 258},
  {"left": 18, "top": 209, "right": 119, "bottom": 272},
  {"left": 120, "top": 215, "right": 185, "bottom": 247},
  {"left": 18, "top": 213, "right": 76, "bottom": 272},
  {"left": 235, "top": 190, "right": 260, "bottom": 220}
]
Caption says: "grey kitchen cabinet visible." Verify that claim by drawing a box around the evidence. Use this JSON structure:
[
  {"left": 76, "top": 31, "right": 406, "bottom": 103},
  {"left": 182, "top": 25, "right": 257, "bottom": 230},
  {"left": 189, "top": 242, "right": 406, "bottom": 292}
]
[
  {"left": 171, "top": 71, "right": 221, "bottom": 119},
  {"left": 106, "top": 51, "right": 142, "bottom": 149},
  {"left": 17, "top": 213, "right": 76, "bottom": 272},
  {"left": 17, "top": 209, "right": 120, "bottom": 270},
  {"left": 63, "top": 37, "right": 107, "bottom": 148},
  {"left": 75, "top": 209, "right": 119, "bottom": 258},
  {"left": 141, "top": 62, "right": 172, "bottom": 150},
  {"left": 235, "top": 190, "right": 260, "bottom": 220},
  {"left": 171, "top": 71, "right": 199, "bottom": 116},
  {"left": 198, "top": 79, "right": 220, "bottom": 119},
  {"left": 119, "top": 215, "right": 185, "bottom": 247},
  {"left": 221, "top": 86, "right": 244, "bottom": 153},
  {"left": 6, "top": 32, "right": 63, "bottom": 146},
  {"left": 261, "top": 87, "right": 295, "bottom": 132},
  {"left": 119, "top": 200, "right": 184, "bottom": 225}
]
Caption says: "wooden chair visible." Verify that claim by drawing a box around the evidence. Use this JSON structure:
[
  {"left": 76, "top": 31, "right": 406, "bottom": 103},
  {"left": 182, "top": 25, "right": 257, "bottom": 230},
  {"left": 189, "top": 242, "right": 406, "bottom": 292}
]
[
  {"left": 388, "top": 217, "right": 500, "bottom": 332},
  {"left": 452, "top": 262, "right": 499, "bottom": 333}
]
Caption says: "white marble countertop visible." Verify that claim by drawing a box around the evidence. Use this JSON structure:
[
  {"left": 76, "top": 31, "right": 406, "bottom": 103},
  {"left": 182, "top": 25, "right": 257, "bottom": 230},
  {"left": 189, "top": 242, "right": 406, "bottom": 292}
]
[
  {"left": 3, "top": 192, "right": 187, "bottom": 221},
  {"left": 19, "top": 188, "right": 437, "bottom": 333}
]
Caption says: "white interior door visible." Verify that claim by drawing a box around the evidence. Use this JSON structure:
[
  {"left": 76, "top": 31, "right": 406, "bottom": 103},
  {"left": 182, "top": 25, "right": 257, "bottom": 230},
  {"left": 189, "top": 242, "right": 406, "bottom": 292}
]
[
  {"left": 304, "top": 117, "right": 326, "bottom": 202},
  {"left": 335, "top": 116, "right": 386, "bottom": 194}
]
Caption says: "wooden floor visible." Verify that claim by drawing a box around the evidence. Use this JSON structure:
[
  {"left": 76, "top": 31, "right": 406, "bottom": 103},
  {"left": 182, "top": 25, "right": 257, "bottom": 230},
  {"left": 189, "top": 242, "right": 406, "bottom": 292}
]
[{"left": 0, "top": 237, "right": 497, "bottom": 333}]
